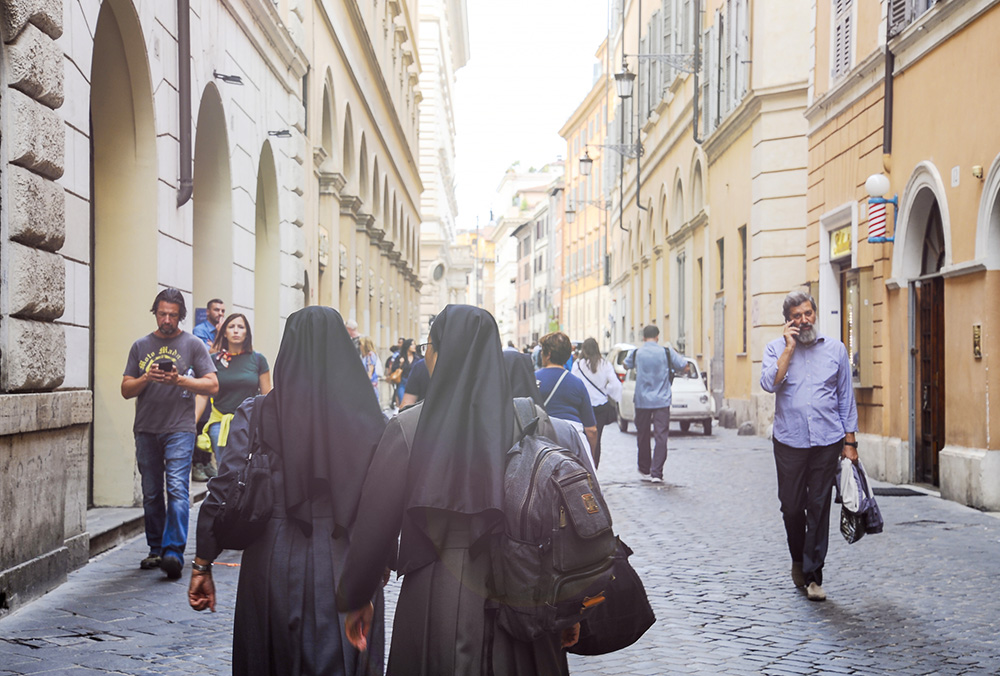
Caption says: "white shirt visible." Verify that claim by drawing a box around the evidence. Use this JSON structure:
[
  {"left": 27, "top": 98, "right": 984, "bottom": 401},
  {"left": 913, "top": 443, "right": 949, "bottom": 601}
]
[{"left": 571, "top": 359, "right": 622, "bottom": 407}]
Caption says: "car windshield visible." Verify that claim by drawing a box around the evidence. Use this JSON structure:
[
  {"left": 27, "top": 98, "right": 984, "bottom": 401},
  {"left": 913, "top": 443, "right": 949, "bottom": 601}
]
[{"left": 678, "top": 360, "right": 700, "bottom": 379}]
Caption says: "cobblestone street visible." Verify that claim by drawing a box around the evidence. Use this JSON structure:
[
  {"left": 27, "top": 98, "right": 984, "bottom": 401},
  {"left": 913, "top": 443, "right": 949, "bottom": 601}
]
[{"left": 2, "top": 425, "right": 999, "bottom": 675}]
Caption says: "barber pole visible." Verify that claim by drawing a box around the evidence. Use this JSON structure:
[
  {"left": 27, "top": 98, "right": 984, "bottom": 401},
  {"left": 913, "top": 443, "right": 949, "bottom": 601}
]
[{"left": 867, "top": 200, "right": 887, "bottom": 239}]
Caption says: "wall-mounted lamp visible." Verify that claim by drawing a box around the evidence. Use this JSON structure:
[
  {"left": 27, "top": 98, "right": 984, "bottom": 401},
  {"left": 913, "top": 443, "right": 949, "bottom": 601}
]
[
  {"left": 213, "top": 70, "right": 244, "bottom": 86},
  {"left": 268, "top": 129, "right": 292, "bottom": 138},
  {"left": 565, "top": 203, "right": 576, "bottom": 225},
  {"left": 865, "top": 173, "right": 896, "bottom": 243},
  {"left": 579, "top": 150, "right": 593, "bottom": 177},
  {"left": 615, "top": 60, "right": 635, "bottom": 99}
]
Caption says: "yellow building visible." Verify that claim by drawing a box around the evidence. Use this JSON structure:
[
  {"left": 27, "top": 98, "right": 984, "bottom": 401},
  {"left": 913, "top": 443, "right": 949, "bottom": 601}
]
[
  {"left": 303, "top": 0, "right": 424, "bottom": 350},
  {"left": 455, "top": 228, "right": 496, "bottom": 313},
  {"left": 560, "top": 41, "right": 616, "bottom": 349},
  {"left": 603, "top": 0, "right": 811, "bottom": 428},
  {"left": 806, "top": 0, "right": 1000, "bottom": 509}
]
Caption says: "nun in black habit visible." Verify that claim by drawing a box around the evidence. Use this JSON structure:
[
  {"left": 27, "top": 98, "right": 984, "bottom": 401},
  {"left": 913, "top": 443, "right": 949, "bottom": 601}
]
[
  {"left": 337, "top": 304, "right": 572, "bottom": 675},
  {"left": 189, "top": 306, "right": 387, "bottom": 676}
]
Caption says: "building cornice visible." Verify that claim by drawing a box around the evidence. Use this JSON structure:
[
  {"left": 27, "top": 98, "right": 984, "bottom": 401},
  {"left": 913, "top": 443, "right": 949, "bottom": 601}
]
[
  {"left": 804, "top": 50, "right": 884, "bottom": 135},
  {"left": 219, "top": 0, "right": 308, "bottom": 88}
]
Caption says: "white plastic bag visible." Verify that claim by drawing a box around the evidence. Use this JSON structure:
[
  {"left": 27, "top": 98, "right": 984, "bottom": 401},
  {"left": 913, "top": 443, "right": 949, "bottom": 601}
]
[{"left": 839, "top": 457, "right": 861, "bottom": 513}]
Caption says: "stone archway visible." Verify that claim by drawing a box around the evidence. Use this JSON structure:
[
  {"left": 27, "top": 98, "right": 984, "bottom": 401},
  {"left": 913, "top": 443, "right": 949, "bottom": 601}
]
[
  {"left": 91, "top": 0, "right": 158, "bottom": 506},
  {"left": 192, "top": 83, "right": 233, "bottom": 314},
  {"left": 976, "top": 152, "right": 1000, "bottom": 269},
  {"left": 254, "top": 141, "right": 281, "bottom": 362}
]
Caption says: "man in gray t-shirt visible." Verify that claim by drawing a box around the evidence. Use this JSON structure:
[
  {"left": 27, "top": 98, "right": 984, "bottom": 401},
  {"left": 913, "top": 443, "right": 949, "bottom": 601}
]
[{"left": 122, "top": 289, "right": 218, "bottom": 579}]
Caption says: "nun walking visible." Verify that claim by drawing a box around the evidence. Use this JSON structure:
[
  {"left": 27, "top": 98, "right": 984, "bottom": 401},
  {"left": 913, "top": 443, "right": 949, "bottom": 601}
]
[
  {"left": 337, "top": 305, "right": 574, "bottom": 675},
  {"left": 188, "top": 307, "right": 387, "bottom": 676}
]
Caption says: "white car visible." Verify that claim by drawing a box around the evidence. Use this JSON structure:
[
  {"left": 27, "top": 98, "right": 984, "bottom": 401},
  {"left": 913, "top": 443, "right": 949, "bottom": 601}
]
[
  {"left": 605, "top": 343, "right": 637, "bottom": 385},
  {"left": 617, "top": 355, "right": 715, "bottom": 435}
]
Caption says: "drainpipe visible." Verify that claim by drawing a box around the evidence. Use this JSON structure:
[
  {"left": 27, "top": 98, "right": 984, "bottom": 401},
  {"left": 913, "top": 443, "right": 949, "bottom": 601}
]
[
  {"left": 177, "top": 0, "right": 193, "bottom": 207},
  {"left": 692, "top": 0, "right": 702, "bottom": 144},
  {"left": 882, "top": 12, "right": 894, "bottom": 170}
]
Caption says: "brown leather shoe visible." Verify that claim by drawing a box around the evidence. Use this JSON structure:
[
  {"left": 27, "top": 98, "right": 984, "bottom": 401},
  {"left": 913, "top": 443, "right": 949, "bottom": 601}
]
[
  {"left": 806, "top": 582, "right": 826, "bottom": 601},
  {"left": 791, "top": 562, "right": 806, "bottom": 588}
]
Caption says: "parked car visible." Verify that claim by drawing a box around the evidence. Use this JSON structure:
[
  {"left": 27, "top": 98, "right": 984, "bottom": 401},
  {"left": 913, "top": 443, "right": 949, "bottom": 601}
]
[
  {"left": 617, "top": 354, "right": 715, "bottom": 435},
  {"left": 605, "top": 343, "right": 637, "bottom": 384}
]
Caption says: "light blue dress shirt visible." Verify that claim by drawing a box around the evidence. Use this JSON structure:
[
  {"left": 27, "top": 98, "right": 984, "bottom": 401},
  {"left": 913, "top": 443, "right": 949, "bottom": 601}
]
[
  {"left": 760, "top": 333, "right": 859, "bottom": 448},
  {"left": 623, "top": 341, "right": 689, "bottom": 410}
]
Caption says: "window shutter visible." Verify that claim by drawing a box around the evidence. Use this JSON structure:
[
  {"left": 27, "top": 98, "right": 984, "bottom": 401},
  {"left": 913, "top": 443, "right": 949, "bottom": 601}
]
[
  {"left": 701, "top": 26, "right": 712, "bottom": 136},
  {"left": 662, "top": 0, "right": 673, "bottom": 83},
  {"left": 651, "top": 11, "right": 661, "bottom": 102},
  {"left": 739, "top": 0, "right": 749, "bottom": 98},
  {"left": 831, "top": 0, "right": 853, "bottom": 80},
  {"left": 888, "top": 0, "right": 909, "bottom": 37}
]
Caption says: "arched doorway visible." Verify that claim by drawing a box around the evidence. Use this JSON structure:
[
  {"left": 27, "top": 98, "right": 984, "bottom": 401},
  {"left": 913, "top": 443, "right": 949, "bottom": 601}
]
[
  {"left": 91, "top": 0, "right": 158, "bottom": 506},
  {"left": 915, "top": 200, "right": 946, "bottom": 485},
  {"left": 255, "top": 142, "right": 281, "bottom": 362},
  {"left": 192, "top": 84, "right": 233, "bottom": 314}
]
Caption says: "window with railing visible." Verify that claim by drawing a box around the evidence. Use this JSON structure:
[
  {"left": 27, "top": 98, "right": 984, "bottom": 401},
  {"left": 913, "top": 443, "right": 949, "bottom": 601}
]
[{"left": 888, "top": 0, "right": 935, "bottom": 37}]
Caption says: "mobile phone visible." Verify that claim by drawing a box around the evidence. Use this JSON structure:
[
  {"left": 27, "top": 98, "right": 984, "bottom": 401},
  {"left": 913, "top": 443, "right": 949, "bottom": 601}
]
[{"left": 156, "top": 360, "right": 175, "bottom": 372}]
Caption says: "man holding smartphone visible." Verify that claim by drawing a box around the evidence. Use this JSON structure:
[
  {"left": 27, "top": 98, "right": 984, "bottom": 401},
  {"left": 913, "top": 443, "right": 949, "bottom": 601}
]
[
  {"left": 122, "top": 288, "right": 218, "bottom": 579},
  {"left": 761, "top": 290, "right": 858, "bottom": 602}
]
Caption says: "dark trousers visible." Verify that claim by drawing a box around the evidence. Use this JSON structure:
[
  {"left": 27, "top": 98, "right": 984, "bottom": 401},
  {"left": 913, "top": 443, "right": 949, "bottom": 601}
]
[
  {"left": 635, "top": 407, "right": 671, "bottom": 479},
  {"left": 772, "top": 438, "right": 843, "bottom": 585},
  {"left": 592, "top": 401, "right": 615, "bottom": 468}
]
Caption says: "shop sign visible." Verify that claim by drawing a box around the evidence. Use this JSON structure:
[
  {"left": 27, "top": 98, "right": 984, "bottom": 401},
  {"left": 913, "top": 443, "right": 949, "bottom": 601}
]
[{"left": 831, "top": 226, "right": 852, "bottom": 259}]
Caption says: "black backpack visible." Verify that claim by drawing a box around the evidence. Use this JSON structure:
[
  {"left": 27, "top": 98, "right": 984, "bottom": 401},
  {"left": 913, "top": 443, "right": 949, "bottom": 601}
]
[{"left": 491, "top": 397, "right": 616, "bottom": 643}]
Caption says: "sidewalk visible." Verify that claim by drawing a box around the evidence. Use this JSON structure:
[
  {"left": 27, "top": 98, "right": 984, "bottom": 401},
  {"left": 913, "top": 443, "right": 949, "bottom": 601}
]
[{"left": 2, "top": 426, "right": 998, "bottom": 674}]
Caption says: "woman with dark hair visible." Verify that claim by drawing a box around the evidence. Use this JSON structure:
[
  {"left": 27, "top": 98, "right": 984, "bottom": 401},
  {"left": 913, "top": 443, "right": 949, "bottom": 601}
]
[
  {"left": 339, "top": 305, "right": 574, "bottom": 674},
  {"left": 570, "top": 337, "right": 621, "bottom": 468},
  {"left": 193, "top": 314, "right": 272, "bottom": 475},
  {"left": 391, "top": 338, "right": 419, "bottom": 407},
  {"left": 188, "top": 307, "right": 387, "bottom": 676}
]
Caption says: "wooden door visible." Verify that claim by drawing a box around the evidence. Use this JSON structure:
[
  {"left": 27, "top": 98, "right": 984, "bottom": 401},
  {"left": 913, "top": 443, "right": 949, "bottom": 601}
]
[{"left": 916, "top": 277, "right": 945, "bottom": 485}]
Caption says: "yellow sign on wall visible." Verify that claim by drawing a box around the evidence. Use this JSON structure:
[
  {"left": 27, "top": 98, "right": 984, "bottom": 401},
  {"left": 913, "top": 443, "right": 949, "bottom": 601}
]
[{"left": 831, "top": 226, "right": 852, "bottom": 259}]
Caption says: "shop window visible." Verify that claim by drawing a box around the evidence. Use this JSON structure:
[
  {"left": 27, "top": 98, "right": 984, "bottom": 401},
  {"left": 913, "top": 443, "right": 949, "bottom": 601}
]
[{"left": 842, "top": 268, "right": 874, "bottom": 388}]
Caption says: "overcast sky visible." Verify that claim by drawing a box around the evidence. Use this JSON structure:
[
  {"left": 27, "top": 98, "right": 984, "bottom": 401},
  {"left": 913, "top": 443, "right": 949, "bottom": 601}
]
[{"left": 453, "top": 0, "right": 611, "bottom": 232}]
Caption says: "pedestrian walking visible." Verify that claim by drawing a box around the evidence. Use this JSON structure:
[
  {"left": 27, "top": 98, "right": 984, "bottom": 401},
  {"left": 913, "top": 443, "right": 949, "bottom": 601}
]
[
  {"left": 338, "top": 304, "right": 575, "bottom": 674},
  {"left": 571, "top": 337, "right": 622, "bottom": 468},
  {"left": 536, "top": 332, "right": 598, "bottom": 465},
  {"left": 359, "top": 336, "right": 381, "bottom": 404},
  {"left": 121, "top": 288, "right": 218, "bottom": 579},
  {"left": 188, "top": 306, "right": 387, "bottom": 675},
  {"left": 761, "top": 290, "right": 859, "bottom": 602},
  {"left": 397, "top": 356, "right": 428, "bottom": 408},
  {"left": 623, "top": 325, "right": 689, "bottom": 484},
  {"left": 391, "top": 338, "right": 419, "bottom": 407},
  {"left": 193, "top": 313, "right": 271, "bottom": 474},
  {"left": 345, "top": 318, "right": 361, "bottom": 352},
  {"left": 504, "top": 349, "right": 596, "bottom": 475},
  {"left": 193, "top": 298, "right": 226, "bottom": 348}
]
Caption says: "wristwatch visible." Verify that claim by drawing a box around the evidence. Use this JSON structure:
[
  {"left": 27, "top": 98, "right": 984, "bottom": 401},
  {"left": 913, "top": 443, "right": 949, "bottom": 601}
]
[
  {"left": 844, "top": 441, "right": 858, "bottom": 448},
  {"left": 192, "top": 561, "right": 212, "bottom": 573}
]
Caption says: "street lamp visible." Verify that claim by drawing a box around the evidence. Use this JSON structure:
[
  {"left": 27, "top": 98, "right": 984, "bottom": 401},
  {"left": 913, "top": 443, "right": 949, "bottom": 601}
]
[
  {"left": 565, "top": 202, "right": 576, "bottom": 225},
  {"left": 579, "top": 150, "right": 593, "bottom": 177},
  {"left": 615, "top": 61, "right": 635, "bottom": 99}
]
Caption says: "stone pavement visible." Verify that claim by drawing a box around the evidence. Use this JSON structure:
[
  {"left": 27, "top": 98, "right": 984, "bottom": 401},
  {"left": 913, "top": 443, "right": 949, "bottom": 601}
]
[{"left": 2, "top": 425, "right": 999, "bottom": 674}]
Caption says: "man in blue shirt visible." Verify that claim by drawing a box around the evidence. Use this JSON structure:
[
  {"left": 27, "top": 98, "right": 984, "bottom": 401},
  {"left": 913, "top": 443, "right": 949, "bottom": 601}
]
[
  {"left": 761, "top": 290, "right": 858, "bottom": 603},
  {"left": 193, "top": 298, "right": 225, "bottom": 347},
  {"left": 624, "top": 324, "right": 690, "bottom": 484}
]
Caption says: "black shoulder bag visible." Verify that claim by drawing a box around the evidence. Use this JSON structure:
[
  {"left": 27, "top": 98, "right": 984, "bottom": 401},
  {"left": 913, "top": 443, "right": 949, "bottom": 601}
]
[{"left": 213, "top": 396, "right": 274, "bottom": 550}]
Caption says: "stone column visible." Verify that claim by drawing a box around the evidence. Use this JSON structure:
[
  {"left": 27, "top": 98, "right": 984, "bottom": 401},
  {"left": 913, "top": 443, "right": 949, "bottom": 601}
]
[{"left": 339, "top": 195, "right": 361, "bottom": 320}]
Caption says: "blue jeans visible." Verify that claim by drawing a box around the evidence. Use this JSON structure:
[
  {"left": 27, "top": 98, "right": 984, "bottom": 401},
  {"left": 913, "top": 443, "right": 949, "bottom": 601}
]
[
  {"left": 135, "top": 432, "right": 196, "bottom": 561},
  {"left": 207, "top": 421, "right": 222, "bottom": 466}
]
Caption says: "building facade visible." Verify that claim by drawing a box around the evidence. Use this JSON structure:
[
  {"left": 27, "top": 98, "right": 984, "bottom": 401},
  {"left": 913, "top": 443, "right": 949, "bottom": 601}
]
[
  {"left": 416, "top": 0, "right": 472, "bottom": 337},
  {"left": 603, "top": 0, "right": 811, "bottom": 428},
  {"left": 806, "top": 0, "right": 1000, "bottom": 509},
  {"left": 559, "top": 41, "right": 615, "bottom": 349},
  {"left": 0, "top": 0, "right": 423, "bottom": 615}
]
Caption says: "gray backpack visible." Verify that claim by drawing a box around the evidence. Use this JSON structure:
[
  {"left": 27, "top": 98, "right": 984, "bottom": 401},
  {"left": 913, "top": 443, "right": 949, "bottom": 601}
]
[{"left": 491, "top": 397, "right": 616, "bottom": 642}]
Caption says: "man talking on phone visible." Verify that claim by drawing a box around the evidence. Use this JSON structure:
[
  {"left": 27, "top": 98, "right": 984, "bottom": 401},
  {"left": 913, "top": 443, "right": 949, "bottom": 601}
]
[
  {"left": 122, "top": 288, "right": 218, "bottom": 579},
  {"left": 761, "top": 290, "right": 858, "bottom": 602}
]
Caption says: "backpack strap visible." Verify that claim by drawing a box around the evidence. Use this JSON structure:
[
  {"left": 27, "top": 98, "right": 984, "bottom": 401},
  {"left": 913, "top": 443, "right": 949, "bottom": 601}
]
[
  {"left": 513, "top": 397, "right": 539, "bottom": 438},
  {"left": 576, "top": 361, "right": 610, "bottom": 401},
  {"left": 543, "top": 369, "right": 569, "bottom": 408},
  {"left": 664, "top": 347, "right": 675, "bottom": 385}
]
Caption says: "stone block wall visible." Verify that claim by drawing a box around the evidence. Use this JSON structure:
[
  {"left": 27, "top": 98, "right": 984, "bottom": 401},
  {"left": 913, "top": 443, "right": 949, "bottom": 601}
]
[{"left": 0, "top": 0, "right": 91, "bottom": 617}]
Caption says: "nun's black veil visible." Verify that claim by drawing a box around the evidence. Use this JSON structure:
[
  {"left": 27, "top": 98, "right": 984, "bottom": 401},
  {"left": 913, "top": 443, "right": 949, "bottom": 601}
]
[
  {"left": 503, "top": 350, "right": 543, "bottom": 405},
  {"left": 259, "top": 306, "right": 385, "bottom": 537},
  {"left": 397, "top": 305, "right": 513, "bottom": 573}
]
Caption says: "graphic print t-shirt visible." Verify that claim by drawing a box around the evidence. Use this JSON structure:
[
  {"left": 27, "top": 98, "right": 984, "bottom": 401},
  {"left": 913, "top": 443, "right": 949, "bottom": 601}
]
[{"left": 124, "top": 332, "right": 216, "bottom": 434}]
